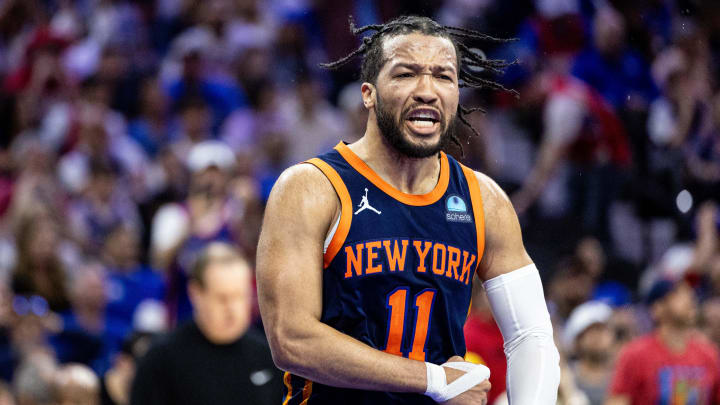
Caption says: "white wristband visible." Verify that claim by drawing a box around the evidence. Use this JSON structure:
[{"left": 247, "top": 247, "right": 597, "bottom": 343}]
[
  {"left": 424, "top": 361, "right": 491, "bottom": 402},
  {"left": 425, "top": 362, "right": 447, "bottom": 401}
]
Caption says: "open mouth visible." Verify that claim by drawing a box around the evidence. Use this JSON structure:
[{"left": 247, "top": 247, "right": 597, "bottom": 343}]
[{"left": 405, "top": 108, "right": 441, "bottom": 133}]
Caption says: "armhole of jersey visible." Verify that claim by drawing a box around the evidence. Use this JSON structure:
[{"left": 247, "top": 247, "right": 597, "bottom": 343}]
[
  {"left": 324, "top": 213, "right": 341, "bottom": 254},
  {"left": 460, "top": 165, "right": 486, "bottom": 270},
  {"left": 304, "top": 158, "right": 352, "bottom": 269}
]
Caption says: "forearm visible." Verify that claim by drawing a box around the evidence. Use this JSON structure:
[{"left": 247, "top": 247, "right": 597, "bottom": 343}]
[
  {"left": 504, "top": 327, "right": 560, "bottom": 404},
  {"left": 485, "top": 264, "right": 560, "bottom": 404},
  {"left": 267, "top": 316, "right": 427, "bottom": 393}
]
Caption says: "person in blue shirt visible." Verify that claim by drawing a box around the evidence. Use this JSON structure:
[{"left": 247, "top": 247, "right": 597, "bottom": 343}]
[
  {"left": 571, "top": 6, "right": 658, "bottom": 111},
  {"left": 102, "top": 225, "right": 165, "bottom": 328}
]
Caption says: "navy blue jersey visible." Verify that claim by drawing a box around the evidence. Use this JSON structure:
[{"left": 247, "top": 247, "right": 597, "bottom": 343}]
[{"left": 283, "top": 142, "right": 485, "bottom": 405}]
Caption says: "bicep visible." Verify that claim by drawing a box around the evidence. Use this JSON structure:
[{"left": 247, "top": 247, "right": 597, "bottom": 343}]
[
  {"left": 475, "top": 173, "right": 532, "bottom": 281},
  {"left": 256, "top": 164, "right": 337, "bottom": 338}
]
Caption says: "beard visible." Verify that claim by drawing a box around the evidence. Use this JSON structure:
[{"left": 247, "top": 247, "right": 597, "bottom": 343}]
[
  {"left": 375, "top": 90, "right": 456, "bottom": 158},
  {"left": 579, "top": 348, "right": 611, "bottom": 365}
]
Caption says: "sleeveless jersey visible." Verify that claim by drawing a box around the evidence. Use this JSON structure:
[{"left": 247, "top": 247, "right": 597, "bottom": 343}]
[{"left": 282, "top": 142, "right": 485, "bottom": 405}]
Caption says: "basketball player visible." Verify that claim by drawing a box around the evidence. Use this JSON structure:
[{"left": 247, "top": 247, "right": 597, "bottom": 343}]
[{"left": 257, "top": 16, "right": 560, "bottom": 404}]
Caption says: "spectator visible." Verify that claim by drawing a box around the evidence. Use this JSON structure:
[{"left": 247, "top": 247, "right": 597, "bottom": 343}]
[
  {"left": 11, "top": 216, "right": 70, "bottom": 312},
  {"left": 130, "top": 242, "right": 282, "bottom": 405},
  {"left": 102, "top": 225, "right": 164, "bottom": 329},
  {"left": 510, "top": 70, "right": 631, "bottom": 242},
  {"left": 571, "top": 6, "right": 657, "bottom": 111},
  {"left": 12, "top": 349, "right": 57, "bottom": 405},
  {"left": 56, "top": 100, "right": 148, "bottom": 199},
  {"left": 563, "top": 301, "right": 616, "bottom": 405},
  {"left": 68, "top": 160, "right": 142, "bottom": 257},
  {"left": 0, "top": 291, "right": 61, "bottom": 383},
  {"left": 169, "top": 97, "right": 213, "bottom": 163},
  {"left": 52, "top": 264, "right": 127, "bottom": 374},
  {"left": 606, "top": 279, "right": 720, "bottom": 405},
  {"left": 150, "top": 140, "right": 261, "bottom": 322},
  {"left": 128, "top": 78, "right": 174, "bottom": 159},
  {"left": 548, "top": 256, "right": 595, "bottom": 321},
  {"left": 163, "top": 13, "right": 246, "bottom": 131}
]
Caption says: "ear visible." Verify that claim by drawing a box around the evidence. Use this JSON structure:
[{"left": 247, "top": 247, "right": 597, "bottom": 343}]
[
  {"left": 650, "top": 301, "right": 663, "bottom": 321},
  {"left": 188, "top": 280, "right": 202, "bottom": 306},
  {"left": 361, "top": 82, "right": 376, "bottom": 109}
]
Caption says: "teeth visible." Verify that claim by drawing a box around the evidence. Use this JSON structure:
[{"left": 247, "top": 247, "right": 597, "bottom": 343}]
[{"left": 410, "top": 119, "right": 435, "bottom": 128}]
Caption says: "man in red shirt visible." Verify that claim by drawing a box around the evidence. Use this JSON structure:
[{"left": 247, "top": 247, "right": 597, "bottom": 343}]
[{"left": 606, "top": 279, "right": 720, "bottom": 405}]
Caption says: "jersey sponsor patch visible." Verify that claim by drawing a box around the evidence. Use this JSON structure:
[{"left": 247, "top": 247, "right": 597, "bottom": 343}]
[{"left": 446, "top": 195, "right": 472, "bottom": 223}]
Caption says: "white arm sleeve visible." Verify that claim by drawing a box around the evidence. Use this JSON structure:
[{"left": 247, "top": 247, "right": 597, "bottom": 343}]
[{"left": 483, "top": 263, "right": 560, "bottom": 405}]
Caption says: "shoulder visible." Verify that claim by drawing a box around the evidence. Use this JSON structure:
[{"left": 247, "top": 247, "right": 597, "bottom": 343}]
[
  {"left": 617, "top": 335, "right": 656, "bottom": 359},
  {"left": 260, "top": 163, "right": 340, "bottom": 242},
  {"left": 466, "top": 169, "right": 531, "bottom": 278},
  {"left": 266, "top": 163, "right": 339, "bottom": 219},
  {"left": 689, "top": 333, "right": 720, "bottom": 360},
  {"left": 470, "top": 170, "right": 518, "bottom": 238},
  {"left": 270, "top": 163, "right": 336, "bottom": 199},
  {"left": 472, "top": 171, "right": 512, "bottom": 213}
]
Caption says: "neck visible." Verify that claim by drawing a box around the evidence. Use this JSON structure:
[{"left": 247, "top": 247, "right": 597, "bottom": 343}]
[
  {"left": 193, "top": 317, "right": 247, "bottom": 345},
  {"left": 576, "top": 359, "right": 611, "bottom": 383},
  {"left": 350, "top": 120, "right": 442, "bottom": 195},
  {"left": 657, "top": 322, "right": 691, "bottom": 352}
]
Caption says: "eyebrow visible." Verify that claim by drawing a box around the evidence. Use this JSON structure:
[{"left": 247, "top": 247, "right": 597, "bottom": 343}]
[{"left": 391, "top": 62, "right": 457, "bottom": 75}]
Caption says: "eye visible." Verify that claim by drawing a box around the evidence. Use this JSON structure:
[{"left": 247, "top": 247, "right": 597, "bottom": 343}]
[
  {"left": 395, "top": 72, "right": 414, "bottom": 78},
  {"left": 438, "top": 74, "right": 453, "bottom": 81}
]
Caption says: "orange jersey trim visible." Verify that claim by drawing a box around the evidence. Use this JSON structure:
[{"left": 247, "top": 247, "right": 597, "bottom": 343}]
[
  {"left": 460, "top": 165, "right": 485, "bottom": 270},
  {"left": 283, "top": 373, "right": 314, "bottom": 405},
  {"left": 334, "top": 142, "right": 449, "bottom": 206},
  {"left": 282, "top": 372, "right": 293, "bottom": 405},
  {"left": 304, "top": 158, "right": 353, "bottom": 269},
  {"left": 300, "top": 379, "right": 313, "bottom": 404}
]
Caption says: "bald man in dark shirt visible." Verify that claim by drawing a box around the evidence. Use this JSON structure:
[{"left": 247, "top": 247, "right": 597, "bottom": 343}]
[{"left": 130, "top": 243, "right": 282, "bottom": 405}]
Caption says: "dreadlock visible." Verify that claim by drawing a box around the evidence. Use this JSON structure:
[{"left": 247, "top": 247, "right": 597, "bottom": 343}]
[{"left": 320, "top": 15, "right": 517, "bottom": 153}]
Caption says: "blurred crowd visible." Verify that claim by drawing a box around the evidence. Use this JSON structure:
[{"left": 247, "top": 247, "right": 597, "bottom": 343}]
[{"left": 0, "top": 0, "right": 720, "bottom": 403}]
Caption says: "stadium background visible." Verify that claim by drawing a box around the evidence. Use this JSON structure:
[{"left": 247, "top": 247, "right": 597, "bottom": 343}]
[{"left": 0, "top": 0, "right": 719, "bottom": 403}]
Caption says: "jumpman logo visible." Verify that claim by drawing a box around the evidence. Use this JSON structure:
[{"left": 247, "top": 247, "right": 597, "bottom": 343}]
[{"left": 355, "top": 188, "right": 381, "bottom": 215}]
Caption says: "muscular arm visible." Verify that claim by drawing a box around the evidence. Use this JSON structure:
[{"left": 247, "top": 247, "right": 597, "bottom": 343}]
[
  {"left": 476, "top": 172, "right": 561, "bottom": 404},
  {"left": 256, "top": 164, "right": 428, "bottom": 392}
]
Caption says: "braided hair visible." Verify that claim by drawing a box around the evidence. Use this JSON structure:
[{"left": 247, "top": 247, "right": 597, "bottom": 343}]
[{"left": 320, "top": 15, "right": 516, "bottom": 152}]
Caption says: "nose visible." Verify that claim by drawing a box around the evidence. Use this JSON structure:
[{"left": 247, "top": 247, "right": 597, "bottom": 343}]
[{"left": 412, "top": 73, "right": 438, "bottom": 105}]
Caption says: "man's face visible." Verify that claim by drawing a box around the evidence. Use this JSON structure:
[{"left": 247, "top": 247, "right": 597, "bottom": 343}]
[
  {"left": 367, "top": 33, "right": 459, "bottom": 158},
  {"left": 190, "top": 262, "right": 251, "bottom": 344},
  {"left": 576, "top": 323, "right": 615, "bottom": 364},
  {"left": 657, "top": 282, "right": 698, "bottom": 328}
]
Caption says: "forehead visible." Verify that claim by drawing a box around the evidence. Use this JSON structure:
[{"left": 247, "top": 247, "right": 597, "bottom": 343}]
[
  {"left": 204, "top": 262, "right": 250, "bottom": 292},
  {"left": 381, "top": 33, "right": 457, "bottom": 70}
]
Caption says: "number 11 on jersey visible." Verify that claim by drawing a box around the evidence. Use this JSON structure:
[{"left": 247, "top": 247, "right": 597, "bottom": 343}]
[{"left": 383, "top": 287, "right": 436, "bottom": 361}]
